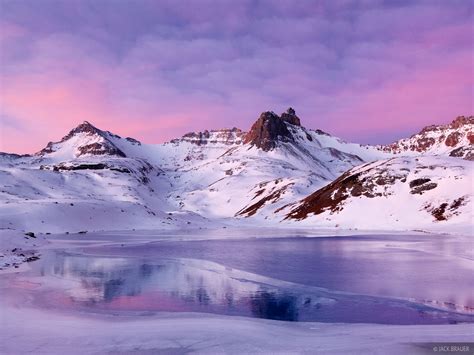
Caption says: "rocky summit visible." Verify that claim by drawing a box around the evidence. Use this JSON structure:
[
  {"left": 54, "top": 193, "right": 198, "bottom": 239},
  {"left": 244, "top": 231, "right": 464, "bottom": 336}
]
[
  {"left": 37, "top": 121, "right": 127, "bottom": 158},
  {"left": 243, "top": 108, "right": 302, "bottom": 151}
]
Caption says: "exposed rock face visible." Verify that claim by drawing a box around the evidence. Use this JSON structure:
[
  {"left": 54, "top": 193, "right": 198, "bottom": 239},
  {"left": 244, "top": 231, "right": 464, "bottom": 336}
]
[
  {"left": 424, "top": 197, "right": 467, "bottom": 221},
  {"left": 379, "top": 115, "right": 473, "bottom": 157},
  {"left": 449, "top": 146, "right": 474, "bottom": 160},
  {"left": 39, "top": 159, "right": 156, "bottom": 184},
  {"left": 285, "top": 156, "right": 470, "bottom": 227},
  {"left": 236, "top": 180, "right": 294, "bottom": 217},
  {"left": 172, "top": 128, "right": 245, "bottom": 146},
  {"left": 61, "top": 121, "right": 104, "bottom": 141},
  {"left": 451, "top": 116, "right": 474, "bottom": 129},
  {"left": 244, "top": 111, "right": 293, "bottom": 151},
  {"left": 40, "top": 162, "right": 130, "bottom": 173},
  {"left": 244, "top": 108, "right": 302, "bottom": 151},
  {"left": 280, "top": 107, "right": 301, "bottom": 126},
  {"left": 285, "top": 160, "right": 410, "bottom": 220},
  {"left": 77, "top": 142, "right": 126, "bottom": 157},
  {"left": 409, "top": 178, "right": 431, "bottom": 188},
  {"left": 410, "top": 182, "right": 437, "bottom": 195},
  {"left": 468, "top": 133, "right": 474, "bottom": 144},
  {"left": 445, "top": 132, "right": 462, "bottom": 147},
  {"left": 285, "top": 170, "right": 373, "bottom": 220}
]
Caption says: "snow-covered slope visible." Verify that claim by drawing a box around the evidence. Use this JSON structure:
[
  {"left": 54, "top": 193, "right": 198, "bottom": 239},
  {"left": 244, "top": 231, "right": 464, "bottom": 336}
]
[
  {"left": 284, "top": 156, "right": 473, "bottom": 234},
  {"left": 0, "top": 109, "right": 472, "bottom": 233},
  {"left": 0, "top": 122, "right": 216, "bottom": 232},
  {"left": 36, "top": 121, "right": 131, "bottom": 161},
  {"left": 378, "top": 116, "right": 473, "bottom": 159},
  {"left": 0, "top": 156, "right": 216, "bottom": 233},
  {"left": 155, "top": 109, "right": 389, "bottom": 222}
]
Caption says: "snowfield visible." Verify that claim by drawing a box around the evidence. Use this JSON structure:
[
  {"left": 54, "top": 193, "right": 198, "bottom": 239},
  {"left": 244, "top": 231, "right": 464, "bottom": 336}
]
[
  {"left": 285, "top": 156, "right": 473, "bottom": 235},
  {"left": 1, "top": 305, "right": 473, "bottom": 355}
]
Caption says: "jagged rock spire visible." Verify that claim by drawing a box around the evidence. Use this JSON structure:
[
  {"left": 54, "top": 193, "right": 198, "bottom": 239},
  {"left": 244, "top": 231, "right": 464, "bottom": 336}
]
[
  {"left": 244, "top": 109, "right": 301, "bottom": 151},
  {"left": 280, "top": 107, "right": 301, "bottom": 126}
]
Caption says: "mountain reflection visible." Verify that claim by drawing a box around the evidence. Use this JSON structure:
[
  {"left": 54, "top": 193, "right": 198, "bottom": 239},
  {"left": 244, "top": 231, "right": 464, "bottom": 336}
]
[
  {"left": 21, "top": 249, "right": 474, "bottom": 324},
  {"left": 38, "top": 253, "right": 306, "bottom": 321},
  {"left": 251, "top": 291, "right": 299, "bottom": 321}
]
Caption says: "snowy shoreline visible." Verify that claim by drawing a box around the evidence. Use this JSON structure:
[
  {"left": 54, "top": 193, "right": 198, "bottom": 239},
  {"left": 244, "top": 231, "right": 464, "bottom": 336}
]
[{"left": 1, "top": 305, "right": 473, "bottom": 354}]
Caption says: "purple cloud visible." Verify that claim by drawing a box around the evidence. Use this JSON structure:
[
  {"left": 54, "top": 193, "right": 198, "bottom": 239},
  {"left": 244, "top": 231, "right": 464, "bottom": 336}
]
[{"left": 0, "top": 0, "right": 472, "bottom": 153}]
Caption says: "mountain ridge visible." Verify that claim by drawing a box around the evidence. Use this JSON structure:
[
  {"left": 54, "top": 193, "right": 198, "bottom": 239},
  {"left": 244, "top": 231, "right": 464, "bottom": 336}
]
[
  {"left": 19, "top": 110, "right": 473, "bottom": 161},
  {"left": 0, "top": 110, "right": 472, "bottom": 234},
  {"left": 377, "top": 115, "right": 473, "bottom": 160}
]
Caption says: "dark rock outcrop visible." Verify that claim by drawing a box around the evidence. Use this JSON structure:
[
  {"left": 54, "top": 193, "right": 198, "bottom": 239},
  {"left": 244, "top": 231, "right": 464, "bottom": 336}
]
[
  {"left": 286, "top": 160, "right": 410, "bottom": 220},
  {"left": 445, "top": 132, "right": 462, "bottom": 147},
  {"left": 467, "top": 133, "right": 474, "bottom": 144},
  {"left": 244, "top": 109, "right": 299, "bottom": 151},
  {"left": 77, "top": 142, "right": 126, "bottom": 157},
  {"left": 450, "top": 116, "right": 474, "bottom": 129},
  {"left": 431, "top": 203, "right": 449, "bottom": 221},
  {"left": 47, "top": 163, "right": 131, "bottom": 173},
  {"left": 449, "top": 146, "right": 474, "bottom": 160},
  {"left": 410, "top": 182, "right": 437, "bottom": 195},
  {"left": 409, "top": 178, "right": 432, "bottom": 188},
  {"left": 280, "top": 107, "right": 301, "bottom": 126},
  {"left": 61, "top": 121, "right": 105, "bottom": 141},
  {"left": 425, "top": 196, "right": 467, "bottom": 221}
]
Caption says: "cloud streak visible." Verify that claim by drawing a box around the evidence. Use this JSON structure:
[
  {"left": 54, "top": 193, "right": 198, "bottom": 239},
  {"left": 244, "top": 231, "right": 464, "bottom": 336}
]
[{"left": 0, "top": 0, "right": 472, "bottom": 153}]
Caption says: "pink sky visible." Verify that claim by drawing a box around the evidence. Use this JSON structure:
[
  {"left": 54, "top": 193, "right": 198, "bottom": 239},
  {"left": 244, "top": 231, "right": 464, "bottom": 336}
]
[{"left": 0, "top": 0, "right": 472, "bottom": 154}]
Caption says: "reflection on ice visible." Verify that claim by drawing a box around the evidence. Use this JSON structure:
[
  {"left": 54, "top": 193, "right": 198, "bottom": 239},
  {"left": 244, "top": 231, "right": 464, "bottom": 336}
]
[
  {"left": 251, "top": 291, "right": 299, "bottom": 321},
  {"left": 36, "top": 253, "right": 310, "bottom": 321},
  {"left": 10, "top": 250, "right": 473, "bottom": 325}
]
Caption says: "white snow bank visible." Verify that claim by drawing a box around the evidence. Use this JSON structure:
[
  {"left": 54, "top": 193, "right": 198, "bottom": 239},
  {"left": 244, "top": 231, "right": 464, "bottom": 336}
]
[{"left": 0, "top": 305, "right": 472, "bottom": 354}]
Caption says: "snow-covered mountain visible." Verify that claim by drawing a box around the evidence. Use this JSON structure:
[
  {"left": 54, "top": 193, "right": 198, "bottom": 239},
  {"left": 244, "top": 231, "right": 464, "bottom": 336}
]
[
  {"left": 280, "top": 115, "right": 474, "bottom": 234},
  {"left": 0, "top": 109, "right": 472, "bottom": 234},
  {"left": 377, "top": 116, "right": 473, "bottom": 160},
  {"left": 37, "top": 121, "right": 129, "bottom": 160},
  {"left": 145, "top": 108, "right": 388, "bottom": 223},
  {"left": 284, "top": 156, "right": 472, "bottom": 234}
]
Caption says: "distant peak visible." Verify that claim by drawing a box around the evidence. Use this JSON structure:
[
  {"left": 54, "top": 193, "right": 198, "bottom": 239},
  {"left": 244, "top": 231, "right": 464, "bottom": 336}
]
[
  {"left": 450, "top": 115, "right": 474, "bottom": 128},
  {"left": 62, "top": 121, "right": 103, "bottom": 141},
  {"left": 280, "top": 107, "right": 301, "bottom": 126},
  {"left": 419, "top": 115, "right": 473, "bottom": 135},
  {"left": 380, "top": 114, "right": 474, "bottom": 157}
]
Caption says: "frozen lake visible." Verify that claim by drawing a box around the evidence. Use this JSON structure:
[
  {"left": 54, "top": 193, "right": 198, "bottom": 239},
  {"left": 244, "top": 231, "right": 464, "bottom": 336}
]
[{"left": 1, "top": 233, "right": 473, "bottom": 325}]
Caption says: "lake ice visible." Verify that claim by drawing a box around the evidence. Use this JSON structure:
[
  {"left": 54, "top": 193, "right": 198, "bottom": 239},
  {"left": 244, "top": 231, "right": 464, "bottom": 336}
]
[{"left": 2, "top": 233, "right": 473, "bottom": 325}]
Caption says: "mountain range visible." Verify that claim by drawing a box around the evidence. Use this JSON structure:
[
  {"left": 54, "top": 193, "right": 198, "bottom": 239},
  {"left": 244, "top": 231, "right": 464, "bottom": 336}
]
[{"left": 1, "top": 109, "right": 472, "bottom": 234}]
